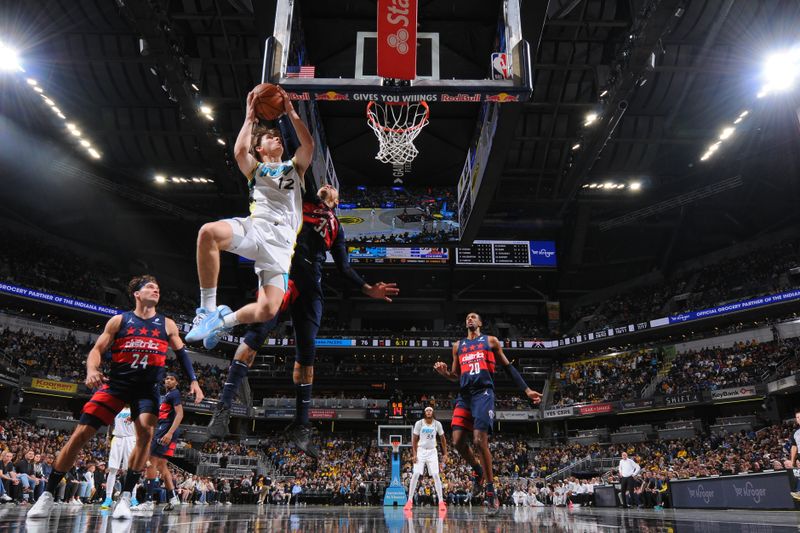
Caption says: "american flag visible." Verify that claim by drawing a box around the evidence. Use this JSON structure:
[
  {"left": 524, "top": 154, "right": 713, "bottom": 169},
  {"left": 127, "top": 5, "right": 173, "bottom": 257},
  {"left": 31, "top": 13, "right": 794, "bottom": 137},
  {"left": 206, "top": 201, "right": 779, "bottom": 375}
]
[{"left": 286, "top": 66, "right": 316, "bottom": 78}]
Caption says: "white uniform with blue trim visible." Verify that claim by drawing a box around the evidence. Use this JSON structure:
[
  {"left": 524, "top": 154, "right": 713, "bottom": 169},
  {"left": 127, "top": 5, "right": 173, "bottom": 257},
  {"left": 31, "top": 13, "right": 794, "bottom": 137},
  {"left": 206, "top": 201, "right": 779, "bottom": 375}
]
[
  {"left": 108, "top": 407, "right": 136, "bottom": 470},
  {"left": 412, "top": 418, "right": 445, "bottom": 475},
  {"left": 224, "top": 158, "right": 304, "bottom": 289}
]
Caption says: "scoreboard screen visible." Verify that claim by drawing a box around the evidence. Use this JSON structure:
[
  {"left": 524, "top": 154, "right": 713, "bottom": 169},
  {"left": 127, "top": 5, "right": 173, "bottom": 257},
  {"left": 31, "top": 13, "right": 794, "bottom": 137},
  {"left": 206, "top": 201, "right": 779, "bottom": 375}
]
[
  {"left": 456, "top": 240, "right": 556, "bottom": 267},
  {"left": 347, "top": 246, "right": 449, "bottom": 264}
]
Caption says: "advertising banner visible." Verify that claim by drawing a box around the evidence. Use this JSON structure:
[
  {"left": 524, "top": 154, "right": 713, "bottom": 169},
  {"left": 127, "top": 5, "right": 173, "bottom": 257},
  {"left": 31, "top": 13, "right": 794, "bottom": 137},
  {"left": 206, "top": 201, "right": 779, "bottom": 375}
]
[
  {"left": 309, "top": 408, "right": 336, "bottom": 420},
  {"left": 30, "top": 378, "right": 78, "bottom": 395},
  {"left": 668, "top": 289, "right": 800, "bottom": 324},
  {"left": 665, "top": 393, "right": 700, "bottom": 406},
  {"left": 710, "top": 386, "right": 758, "bottom": 401},
  {"left": 262, "top": 408, "right": 295, "bottom": 420},
  {"left": 577, "top": 403, "right": 613, "bottom": 416},
  {"left": 543, "top": 406, "right": 574, "bottom": 419},
  {"left": 620, "top": 398, "right": 655, "bottom": 411},
  {"left": 670, "top": 472, "right": 794, "bottom": 510},
  {"left": 495, "top": 411, "right": 531, "bottom": 421}
]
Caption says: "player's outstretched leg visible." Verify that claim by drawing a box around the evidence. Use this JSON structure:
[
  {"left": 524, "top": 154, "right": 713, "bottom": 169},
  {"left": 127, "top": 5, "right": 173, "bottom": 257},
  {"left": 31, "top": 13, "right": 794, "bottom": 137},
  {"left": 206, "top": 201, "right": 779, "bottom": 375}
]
[{"left": 285, "top": 362, "right": 319, "bottom": 459}]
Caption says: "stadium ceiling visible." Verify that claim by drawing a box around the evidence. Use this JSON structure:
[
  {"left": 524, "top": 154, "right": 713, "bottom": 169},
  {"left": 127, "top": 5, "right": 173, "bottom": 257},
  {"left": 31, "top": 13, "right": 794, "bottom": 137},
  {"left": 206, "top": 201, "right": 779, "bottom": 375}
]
[{"left": 1, "top": 0, "right": 799, "bottom": 292}]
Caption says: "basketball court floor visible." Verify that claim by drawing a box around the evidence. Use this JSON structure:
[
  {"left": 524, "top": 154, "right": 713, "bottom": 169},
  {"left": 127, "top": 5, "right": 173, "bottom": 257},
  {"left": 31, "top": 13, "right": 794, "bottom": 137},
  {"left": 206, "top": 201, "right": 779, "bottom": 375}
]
[{"left": 5, "top": 505, "right": 800, "bottom": 532}]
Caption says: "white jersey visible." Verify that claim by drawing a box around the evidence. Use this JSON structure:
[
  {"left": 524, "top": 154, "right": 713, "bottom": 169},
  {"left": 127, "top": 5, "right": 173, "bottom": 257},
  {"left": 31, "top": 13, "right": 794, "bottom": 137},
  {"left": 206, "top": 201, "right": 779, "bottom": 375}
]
[
  {"left": 249, "top": 159, "right": 304, "bottom": 231},
  {"left": 112, "top": 408, "right": 135, "bottom": 438},
  {"left": 413, "top": 419, "right": 444, "bottom": 451}
]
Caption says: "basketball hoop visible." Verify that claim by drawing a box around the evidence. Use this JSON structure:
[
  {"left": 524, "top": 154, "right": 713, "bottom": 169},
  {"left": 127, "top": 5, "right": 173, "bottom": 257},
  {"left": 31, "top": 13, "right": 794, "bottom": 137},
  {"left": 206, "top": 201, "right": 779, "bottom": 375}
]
[
  {"left": 390, "top": 439, "right": 402, "bottom": 454},
  {"left": 366, "top": 100, "right": 430, "bottom": 165}
]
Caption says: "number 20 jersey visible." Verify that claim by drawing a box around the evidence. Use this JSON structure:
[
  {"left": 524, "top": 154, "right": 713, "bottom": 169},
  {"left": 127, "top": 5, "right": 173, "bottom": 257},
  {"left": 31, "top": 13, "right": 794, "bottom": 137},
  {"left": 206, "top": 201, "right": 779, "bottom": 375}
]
[
  {"left": 457, "top": 335, "right": 496, "bottom": 393},
  {"left": 249, "top": 158, "right": 304, "bottom": 233},
  {"left": 110, "top": 311, "right": 169, "bottom": 384}
]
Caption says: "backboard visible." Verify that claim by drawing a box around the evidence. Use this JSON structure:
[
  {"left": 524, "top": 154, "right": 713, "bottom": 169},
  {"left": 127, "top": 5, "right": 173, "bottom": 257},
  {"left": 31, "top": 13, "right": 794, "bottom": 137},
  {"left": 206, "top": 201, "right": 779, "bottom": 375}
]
[{"left": 378, "top": 425, "right": 413, "bottom": 448}]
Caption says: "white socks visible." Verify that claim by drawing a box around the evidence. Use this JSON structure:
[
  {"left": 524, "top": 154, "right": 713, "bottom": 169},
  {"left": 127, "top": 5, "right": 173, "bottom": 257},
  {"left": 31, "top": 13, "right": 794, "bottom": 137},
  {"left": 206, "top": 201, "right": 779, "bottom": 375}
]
[
  {"left": 105, "top": 469, "right": 118, "bottom": 499},
  {"left": 408, "top": 472, "right": 420, "bottom": 502},
  {"left": 433, "top": 472, "right": 444, "bottom": 503},
  {"left": 222, "top": 311, "right": 241, "bottom": 329},
  {"left": 200, "top": 288, "right": 217, "bottom": 312}
]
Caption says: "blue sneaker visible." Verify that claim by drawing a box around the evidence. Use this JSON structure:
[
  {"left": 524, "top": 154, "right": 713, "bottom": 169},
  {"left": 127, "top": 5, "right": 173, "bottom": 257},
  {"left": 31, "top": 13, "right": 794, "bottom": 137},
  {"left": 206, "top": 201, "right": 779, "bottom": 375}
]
[
  {"left": 185, "top": 306, "right": 231, "bottom": 343},
  {"left": 100, "top": 497, "right": 113, "bottom": 509},
  {"left": 130, "top": 496, "right": 139, "bottom": 507},
  {"left": 203, "top": 323, "right": 230, "bottom": 350}
]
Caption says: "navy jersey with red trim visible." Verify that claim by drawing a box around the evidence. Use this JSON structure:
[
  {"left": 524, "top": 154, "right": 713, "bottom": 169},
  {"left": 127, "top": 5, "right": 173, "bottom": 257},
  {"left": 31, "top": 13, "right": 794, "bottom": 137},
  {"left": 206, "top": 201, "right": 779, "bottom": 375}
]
[
  {"left": 157, "top": 388, "right": 181, "bottom": 425},
  {"left": 457, "top": 335, "right": 496, "bottom": 392},
  {"left": 110, "top": 311, "right": 169, "bottom": 383},
  {"left": 290, "top": 197, "right": 365, "bottom": 293}
]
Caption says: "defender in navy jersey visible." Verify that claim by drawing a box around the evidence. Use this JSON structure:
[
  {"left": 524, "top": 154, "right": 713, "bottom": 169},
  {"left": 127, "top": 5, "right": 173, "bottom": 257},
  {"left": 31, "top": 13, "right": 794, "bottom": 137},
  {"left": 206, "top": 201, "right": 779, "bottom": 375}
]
[
  {"left": 205, "top": 184, "right": 399, "bottom": 458},
  {"left": 28, "top": 276, "right": 204, "bottom": 521},
  {"left": 434, "top": 312, "right": 541, "bottom": 514},
  {"left": 139, "top": 373, "right": 184, "bottom": 511}
]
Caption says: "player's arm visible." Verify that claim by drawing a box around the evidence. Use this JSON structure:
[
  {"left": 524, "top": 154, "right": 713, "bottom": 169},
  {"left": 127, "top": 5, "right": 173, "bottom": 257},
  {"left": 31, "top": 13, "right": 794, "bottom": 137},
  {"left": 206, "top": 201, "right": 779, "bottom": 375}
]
[
  {"left": 433, "top": 343, "right": 460, "bottom": 382},
  {"left": 489, "top": 336, "right": 542, "bottom": 404},
  {"left": 234, "top": 90, "right": 261, "bottom": 178},
  {"left": 277, "top": 86, "right": 313, "bottom": 177},
  {"left": 160, "top": 401, "right": 184, "bottom": 445},
  {"left": 411, "top": 432, "right": 419, "bottom": 462},
  {"left": 330, "top": 227, "right": 399, "bottom": 301},
  {"left": 438, "top": 431, "right": 448, "bottom": 459},
  {"left": 786, "top": 445, "right": 798, "bottom": 469},
  {"left": 86, "top": 315, "right": 122, "bottom": 389},
  {"left": 166, "top": 318, "right": 204, "bottom": 404}
]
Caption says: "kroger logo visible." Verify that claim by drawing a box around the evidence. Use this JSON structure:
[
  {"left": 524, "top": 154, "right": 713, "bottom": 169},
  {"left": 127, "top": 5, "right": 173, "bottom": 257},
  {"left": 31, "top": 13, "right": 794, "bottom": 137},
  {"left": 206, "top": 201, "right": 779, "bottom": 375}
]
[
  {"left": 532, "top": 248, "right": 555, "bottom": 258},
  {"left": 387, "top": 28, "right": 409, "bottom": 55},
  {"left": 688, "top": 485, "right": 714, "bottom": 504},
  {"left": 732, "top": 482, "right": 766, "bottom": 503}
]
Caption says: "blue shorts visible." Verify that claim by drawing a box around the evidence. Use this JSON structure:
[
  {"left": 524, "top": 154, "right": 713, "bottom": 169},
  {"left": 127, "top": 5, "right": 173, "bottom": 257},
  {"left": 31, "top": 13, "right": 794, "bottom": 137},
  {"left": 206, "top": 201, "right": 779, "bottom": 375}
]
[
  {"left": 452, "top": 388, "right": 495, "bottom": 434},
  {"left": 150, "top": 423, "right": 181, "bottom": 458},
  {"left": 79, "top": 381, "right": 160, "bottom": 429}
]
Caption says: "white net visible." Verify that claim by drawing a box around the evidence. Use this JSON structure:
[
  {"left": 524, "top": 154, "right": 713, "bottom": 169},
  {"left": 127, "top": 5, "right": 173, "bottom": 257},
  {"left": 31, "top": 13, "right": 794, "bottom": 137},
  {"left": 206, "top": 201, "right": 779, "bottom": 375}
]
[{"left": 366, "top": 100, "right": 430, "bottom": 165}]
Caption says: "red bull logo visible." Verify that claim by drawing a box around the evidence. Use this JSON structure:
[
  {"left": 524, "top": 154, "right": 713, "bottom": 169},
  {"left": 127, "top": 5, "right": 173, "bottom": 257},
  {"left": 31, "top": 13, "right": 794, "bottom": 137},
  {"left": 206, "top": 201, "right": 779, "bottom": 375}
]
[
  {"left": 441, "top": 93, "right": 481, "bottom": 102},
  {"left": 315, "top": 91, "right": 350, "bottom": 101},
  {"left": 288, "top": 91, "right": 311, "bottom": 101},
  {"left": 484, "top": 92, "right": 520, "bottom": 103}
]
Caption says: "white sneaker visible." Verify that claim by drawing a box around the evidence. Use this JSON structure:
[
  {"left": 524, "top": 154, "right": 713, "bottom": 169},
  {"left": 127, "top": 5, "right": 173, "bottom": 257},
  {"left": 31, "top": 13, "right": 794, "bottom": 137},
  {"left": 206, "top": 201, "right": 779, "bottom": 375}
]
[
  {"left": 169, "top": 496, "right": 180, "bottom": 506},
  {"left": 132, "top": 500, "right": 154, "bottom": 511},
  {"left": 1, "top": 494, "right": 12, "bottom": 502},
  {"left": 27, "top": 491, "right": 55, "bottom": 519},
  {"left": 112, "top": 492, "right": 133, "bottom": 520},
  {"left": 225, "top": 501, "right": 232, "bottom": 506}
]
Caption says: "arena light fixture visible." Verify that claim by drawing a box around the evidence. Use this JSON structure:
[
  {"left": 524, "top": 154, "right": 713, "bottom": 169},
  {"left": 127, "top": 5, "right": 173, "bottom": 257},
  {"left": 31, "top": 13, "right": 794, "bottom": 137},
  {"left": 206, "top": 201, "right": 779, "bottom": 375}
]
[
  {"left": 0, "top": 42, "right": 22, "bottom": 72},
  {"left": 584, "top": 112, "right": 599, "bottom": 126},
  {"left": 629, "top": 181, "right": 642, "bottom": 191},
  {"left": 191, "top": 83, "right": 200, "bottom": 91},
  {"left": 69, "top": 128, "right": 81, "bottom": 137},
  {"left": 33, "top": 86, "right": 43, "bottom": 93},
  {"left": 87, "top": 148, "right": 101, "bottom": 159},
  {"left": 571, "top": 143, "right": 581, "bottom": 150},
  {"left": 154, "top": 174, "right": 166, "bottom": 183},
  {"left": 216, "top": 138, "right": 226, "bottom": 146},
  {"left": 603, "top": 181, "right": 614, "bottom": 189},
  {"left": 79, "top": 139, "right": 90, "bottom": 147},
  {"left": 200, "top": 105, "right": 212, "bottom": 114},
  {"left": 759, "top": 45, "right": 800, "bottom": 96},
  {"left": 719, "top": 126, "right": 735, "bottom": 140},
  {"left": 26, "top": 78, "right": 36, "bottom": 85},
  {"left": 192, "top": 177, "right": 201, "bottom": 183}
]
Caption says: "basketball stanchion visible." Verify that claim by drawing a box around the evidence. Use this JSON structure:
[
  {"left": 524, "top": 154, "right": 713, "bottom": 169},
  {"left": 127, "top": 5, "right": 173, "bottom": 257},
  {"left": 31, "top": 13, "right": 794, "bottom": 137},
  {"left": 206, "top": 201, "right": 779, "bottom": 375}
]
[{"left": 383, "top": 437, "right": 408, "bottom": 506}]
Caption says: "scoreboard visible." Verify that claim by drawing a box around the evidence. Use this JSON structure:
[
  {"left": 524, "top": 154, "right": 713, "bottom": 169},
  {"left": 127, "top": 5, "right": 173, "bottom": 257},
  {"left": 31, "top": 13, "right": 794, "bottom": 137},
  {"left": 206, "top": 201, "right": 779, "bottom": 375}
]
[
  {"left": 456, "top": 240, "right": 557, "bottom": 267},
  {"left": 347, "top": 246, "right": 449, "bottom": 264}
]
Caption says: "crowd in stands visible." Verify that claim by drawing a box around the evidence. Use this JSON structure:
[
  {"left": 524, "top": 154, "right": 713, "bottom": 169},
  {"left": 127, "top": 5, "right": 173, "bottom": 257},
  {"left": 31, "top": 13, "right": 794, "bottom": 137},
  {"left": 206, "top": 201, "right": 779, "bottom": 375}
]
[
  {"left": 550, "top": 349, "right": 662, "bottom": 406},
  {"left": 567, "top": 234, "right": 800, "bottom": 333},
  {"left": 659, "top": 338, "right": 800, "bottom": 395}
]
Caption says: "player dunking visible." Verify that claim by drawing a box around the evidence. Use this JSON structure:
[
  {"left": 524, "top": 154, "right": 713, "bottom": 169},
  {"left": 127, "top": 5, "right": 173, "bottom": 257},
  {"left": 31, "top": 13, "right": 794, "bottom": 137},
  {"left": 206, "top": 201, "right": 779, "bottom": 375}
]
[
  {"left": 101, "top": 405, "right": 135, "bottom": 509},
  {"left": 27, "top": 276, "right": 203, "bottom": 521},
  {"left": 434, "top": 312, "right": 541, "bottom": 515},
  {"left": 205, "top": 184, "right": 399, "bottom": 457},
  {"left": 133, "top": 373, "right": 184, "bottom": 512},
  {"left": 404, "top": 406, "right": 448, "bottom": 513},
  {"left": 186, "top": 85, "right": 313, "bottom": 347}
]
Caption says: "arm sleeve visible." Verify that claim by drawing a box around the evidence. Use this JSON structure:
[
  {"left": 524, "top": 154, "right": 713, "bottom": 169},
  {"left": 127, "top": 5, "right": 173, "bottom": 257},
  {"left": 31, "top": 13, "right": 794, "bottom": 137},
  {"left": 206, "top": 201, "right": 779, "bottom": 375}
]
[
  {"left": 174, "top": 347, "right": 198, "bottom": 382},
  {"left": 330, "top": 227, "right": 366, "bottom": 289},
  {"left": 502, "top": 364, "right": 530, "bottom": 394},
  {"left": 436, "top": 421, "right": 445, "bottom": 436}
]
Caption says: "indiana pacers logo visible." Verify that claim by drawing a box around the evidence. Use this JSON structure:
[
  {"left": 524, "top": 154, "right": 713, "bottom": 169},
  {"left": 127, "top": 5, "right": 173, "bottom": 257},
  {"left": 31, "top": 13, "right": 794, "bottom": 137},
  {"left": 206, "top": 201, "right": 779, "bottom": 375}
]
[
  {"left": 387, "top": 28, "right": 409, "bottom": 55},
  {"left": 338, "top": 216, "right": 364, "bottom": 225}
]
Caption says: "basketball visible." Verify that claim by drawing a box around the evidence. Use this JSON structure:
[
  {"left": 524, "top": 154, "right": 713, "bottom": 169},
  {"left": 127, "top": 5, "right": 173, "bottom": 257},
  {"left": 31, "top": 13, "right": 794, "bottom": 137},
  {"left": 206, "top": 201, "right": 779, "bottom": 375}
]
[{"left": 252, "top": 83, "right": 285, "bottom": 121}]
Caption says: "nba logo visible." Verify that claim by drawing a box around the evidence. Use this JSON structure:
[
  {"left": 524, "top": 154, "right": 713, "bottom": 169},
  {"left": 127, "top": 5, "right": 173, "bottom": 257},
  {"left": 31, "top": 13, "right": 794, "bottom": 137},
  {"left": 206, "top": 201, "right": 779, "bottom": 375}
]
[{"left": 491, "top": 53, "right": 510, "bottom": 80}]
